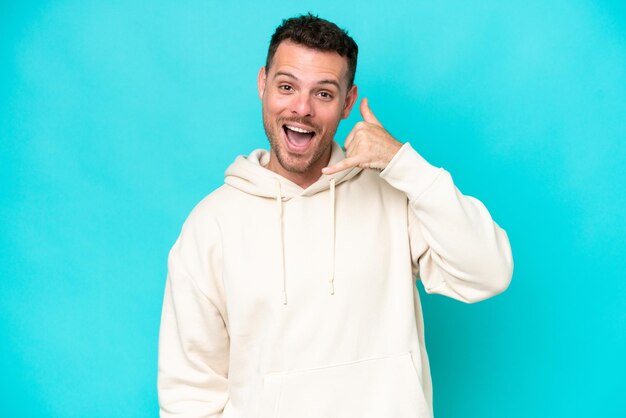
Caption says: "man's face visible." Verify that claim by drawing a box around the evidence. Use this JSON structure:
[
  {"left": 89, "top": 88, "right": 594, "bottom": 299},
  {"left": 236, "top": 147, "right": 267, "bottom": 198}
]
[{"left": 258, "top": 41, "right": 358, "bottom": 178}]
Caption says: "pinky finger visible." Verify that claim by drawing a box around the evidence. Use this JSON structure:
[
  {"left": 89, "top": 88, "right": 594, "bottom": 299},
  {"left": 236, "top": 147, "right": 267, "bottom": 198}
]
[{"left": 322, "top": 156, "right": 360, "bottom": 175}]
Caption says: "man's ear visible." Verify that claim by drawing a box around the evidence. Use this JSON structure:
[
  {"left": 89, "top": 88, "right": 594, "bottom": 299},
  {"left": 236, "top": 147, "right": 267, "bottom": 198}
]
[
  {"left": 258, "top": 66, "right": 267, "bottom": 99},
  {"left": 341, "top": 84, "right": 359, "bottom": 119}
]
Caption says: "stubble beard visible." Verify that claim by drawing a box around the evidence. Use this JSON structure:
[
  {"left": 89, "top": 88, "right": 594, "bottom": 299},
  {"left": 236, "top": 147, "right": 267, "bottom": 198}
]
[{"left": 262, "top": 112, "right": 337, "bottom": 174}]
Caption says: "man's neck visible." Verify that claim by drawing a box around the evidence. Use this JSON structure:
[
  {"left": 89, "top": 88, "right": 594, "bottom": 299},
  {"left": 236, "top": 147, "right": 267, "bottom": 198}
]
[{"left": 266, "top": 149, "right": 331, "bottom": 189}]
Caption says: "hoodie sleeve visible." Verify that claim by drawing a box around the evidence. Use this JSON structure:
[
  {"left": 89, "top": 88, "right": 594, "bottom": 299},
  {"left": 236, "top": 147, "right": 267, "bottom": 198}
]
[
  {"left": 158, "top": 211, "right": 230, "bottom": 417},
  {"left": 380, "top": 142, "right": 513, "bottom": 303}
]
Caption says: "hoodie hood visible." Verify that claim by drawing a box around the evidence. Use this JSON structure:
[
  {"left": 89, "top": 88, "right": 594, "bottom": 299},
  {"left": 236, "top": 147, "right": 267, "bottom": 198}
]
[{"left": 224, "top": 141, "right": 361, "bottom": 199}]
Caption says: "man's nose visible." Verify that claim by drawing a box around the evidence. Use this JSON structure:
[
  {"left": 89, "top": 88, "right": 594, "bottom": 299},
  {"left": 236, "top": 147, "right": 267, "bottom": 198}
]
[{"left": 290, "top": 93, "right": 314, "bottom": 117}]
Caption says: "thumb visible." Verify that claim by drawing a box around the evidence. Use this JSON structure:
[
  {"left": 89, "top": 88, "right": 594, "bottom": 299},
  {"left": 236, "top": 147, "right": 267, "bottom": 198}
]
[{"left": 360, "top": 98, "right": 382, "bottom": 126}]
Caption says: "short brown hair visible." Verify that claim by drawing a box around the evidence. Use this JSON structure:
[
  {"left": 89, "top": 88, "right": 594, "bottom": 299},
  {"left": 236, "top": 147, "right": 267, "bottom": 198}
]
[{"left": 265, "top": 14, "right": 359, "bottom": 87}]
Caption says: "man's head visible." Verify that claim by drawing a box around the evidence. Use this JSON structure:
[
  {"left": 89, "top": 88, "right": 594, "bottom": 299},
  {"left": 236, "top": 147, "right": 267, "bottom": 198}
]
[
  {"left": 259, "top": 14, "right": 359, "bottom": 187},
  {"left": 266, "top": 14, "right": 358, "bottom": 88}
]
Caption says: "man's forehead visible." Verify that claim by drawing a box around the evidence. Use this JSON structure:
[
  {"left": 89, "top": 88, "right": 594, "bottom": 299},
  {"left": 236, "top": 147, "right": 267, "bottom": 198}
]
[{"left": 269, "top": 41, "right": 350, "bottom": 88}]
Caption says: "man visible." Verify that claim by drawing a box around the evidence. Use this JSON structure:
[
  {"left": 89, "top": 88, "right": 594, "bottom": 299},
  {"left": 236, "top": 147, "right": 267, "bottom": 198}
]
[{"left": 158, "top": 14, "right": 513, "bottom": 418}]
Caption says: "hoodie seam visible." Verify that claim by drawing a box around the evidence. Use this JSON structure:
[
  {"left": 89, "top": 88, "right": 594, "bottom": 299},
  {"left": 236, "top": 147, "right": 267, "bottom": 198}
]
[
  {"left": 182, "top": 214, "right": 228, "bottom": 331},
  {"left": 264, "top": 351, "right": 413, "bottom": 377},
  {"left": 408, "top": 169, "right": 446, "bottom": 207}
]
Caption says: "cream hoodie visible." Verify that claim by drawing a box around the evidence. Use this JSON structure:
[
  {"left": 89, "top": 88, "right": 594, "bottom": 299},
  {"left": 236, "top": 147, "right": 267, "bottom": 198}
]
[{"left": 158, "top": 141, "right": 513, "bottom": 418}]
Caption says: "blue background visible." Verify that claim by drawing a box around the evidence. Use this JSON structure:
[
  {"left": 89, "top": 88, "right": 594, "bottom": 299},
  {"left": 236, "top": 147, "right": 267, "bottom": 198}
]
[{"left": 1, "top": 1, "right": 625, "bottom": 417}]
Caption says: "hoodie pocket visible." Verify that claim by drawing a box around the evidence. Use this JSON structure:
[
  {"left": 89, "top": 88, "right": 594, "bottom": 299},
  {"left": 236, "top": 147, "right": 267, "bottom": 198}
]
[{"left": 259, "top": 352, "right": 430, "bottom": 418}]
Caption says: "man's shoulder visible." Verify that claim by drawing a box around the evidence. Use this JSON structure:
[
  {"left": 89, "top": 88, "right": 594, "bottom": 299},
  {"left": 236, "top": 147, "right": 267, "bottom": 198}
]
[{"left": 185, "top": 183, "right": 239, "bottom": 224}]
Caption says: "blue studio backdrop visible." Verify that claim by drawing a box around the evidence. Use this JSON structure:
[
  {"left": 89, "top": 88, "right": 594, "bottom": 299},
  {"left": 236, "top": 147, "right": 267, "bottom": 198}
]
[{"left": 1, "top": 1, "right": 624, "bottom": 417}]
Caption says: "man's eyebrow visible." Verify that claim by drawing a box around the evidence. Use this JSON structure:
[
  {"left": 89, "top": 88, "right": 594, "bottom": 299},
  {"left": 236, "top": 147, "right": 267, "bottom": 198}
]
[
  {"left": 273, "top": 71, "right": 298, "bottom": 80},
  {"left": 273, "top": 71, "right": 341, "bottom": 90},
  {"left": 317, "top": 79, "right": 341, "bottom": 90}
]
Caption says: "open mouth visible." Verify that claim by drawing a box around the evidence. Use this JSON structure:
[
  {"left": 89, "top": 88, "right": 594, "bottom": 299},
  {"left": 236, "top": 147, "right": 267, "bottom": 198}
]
[{"left": 282, "top": 124, "right": 316, "bottom": 153}]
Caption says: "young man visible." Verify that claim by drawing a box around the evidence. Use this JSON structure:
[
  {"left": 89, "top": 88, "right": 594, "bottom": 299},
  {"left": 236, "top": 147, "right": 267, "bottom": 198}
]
[{"left": 158, "top": 14, "right": 513, "bottom": 418}]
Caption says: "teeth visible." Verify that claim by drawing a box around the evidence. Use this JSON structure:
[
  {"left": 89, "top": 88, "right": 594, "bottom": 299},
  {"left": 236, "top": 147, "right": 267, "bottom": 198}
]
[{"left": 285, "top": 125, "right": 313, "bottom": 134}]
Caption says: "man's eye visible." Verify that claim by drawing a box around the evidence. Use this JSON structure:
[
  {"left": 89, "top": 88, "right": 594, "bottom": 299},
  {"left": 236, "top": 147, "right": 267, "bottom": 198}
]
[
  {"left": 278, "top": 85, "right": 293, "bottom": 91},
  {"left": 318, "top": 91, "right": 333, "bottom": 99}
]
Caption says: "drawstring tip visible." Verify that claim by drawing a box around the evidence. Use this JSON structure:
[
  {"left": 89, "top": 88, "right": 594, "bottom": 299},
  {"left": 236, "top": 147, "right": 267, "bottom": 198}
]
[
  {"left": 282, "top": 291, "right": 288, "bottom": 305},
  {"left": 329, "top": 280, "right": 335, "bottom": 295}
]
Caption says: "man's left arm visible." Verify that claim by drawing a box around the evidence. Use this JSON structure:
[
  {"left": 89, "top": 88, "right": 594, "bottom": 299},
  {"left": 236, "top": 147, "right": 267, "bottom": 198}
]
[{"left": 324, "top": 99, "right": 513, "bottom": 303}]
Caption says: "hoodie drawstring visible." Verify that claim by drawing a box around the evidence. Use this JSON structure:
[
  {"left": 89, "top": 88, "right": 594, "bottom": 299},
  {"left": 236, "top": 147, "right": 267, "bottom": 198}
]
[
  {"left": 275, "top": 179, "right": 287, "bottom": 305},
  {"left": 328, "top": 178, "right": 336, "bottom": 295},
  {"left": 274, "top": 177, "right": 337, "bottom": 305}
]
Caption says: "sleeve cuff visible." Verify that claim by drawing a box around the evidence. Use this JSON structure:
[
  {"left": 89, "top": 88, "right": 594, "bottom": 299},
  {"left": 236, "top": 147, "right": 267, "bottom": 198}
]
[{"left": 379, "top": 142, "right": 443, "bottom": 202}]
